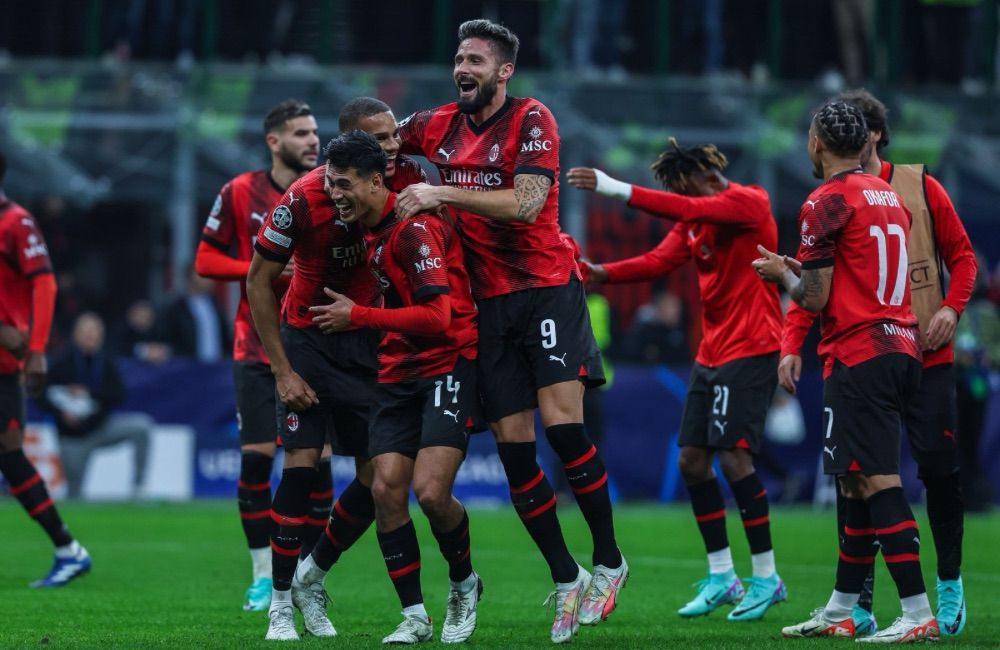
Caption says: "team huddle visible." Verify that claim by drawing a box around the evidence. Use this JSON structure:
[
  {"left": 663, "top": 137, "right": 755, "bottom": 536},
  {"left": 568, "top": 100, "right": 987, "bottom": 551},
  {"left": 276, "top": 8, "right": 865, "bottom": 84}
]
[{"left": 0, "top": 16, "right": 974, "bottom": 647}]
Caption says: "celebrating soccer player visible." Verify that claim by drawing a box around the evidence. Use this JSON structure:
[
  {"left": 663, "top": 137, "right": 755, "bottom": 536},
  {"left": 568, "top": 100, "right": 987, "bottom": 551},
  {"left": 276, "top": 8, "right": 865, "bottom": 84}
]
[
  {"left": 779, "top": 89, "right": 976, "bottom": 637},
  {"left": 195, "top": 99, "right": 324, "bottom": 612},
  {"left": 395, "top": 19, "right": 626, "bottom": 642},
  {"left": 0, "top": 150, "right": 91, "bottom": 587},
  {"left": 754, "top": 101, "right": 938, "bottom": 643},
  {"left": 310, "top": 129, "right": 482, "bottom": 644},
  {"left": 567, "top": 140, "right": 787, "bottom": 621}
]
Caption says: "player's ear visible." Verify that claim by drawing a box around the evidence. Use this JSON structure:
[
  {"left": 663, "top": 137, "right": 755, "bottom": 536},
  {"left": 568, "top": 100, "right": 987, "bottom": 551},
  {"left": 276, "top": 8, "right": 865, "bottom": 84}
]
[
  {"left": 265, "top": 131, "right": 280, "bottom": 153},
  {"left": 498, "top": 61, "right": 514, "bottom": 82}
]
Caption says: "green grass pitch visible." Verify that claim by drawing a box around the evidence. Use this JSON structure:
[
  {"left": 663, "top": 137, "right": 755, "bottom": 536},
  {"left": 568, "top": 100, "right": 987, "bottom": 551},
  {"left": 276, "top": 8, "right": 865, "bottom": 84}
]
[{"left": 1, "top": 501, "right": 997, "bottom": 648}]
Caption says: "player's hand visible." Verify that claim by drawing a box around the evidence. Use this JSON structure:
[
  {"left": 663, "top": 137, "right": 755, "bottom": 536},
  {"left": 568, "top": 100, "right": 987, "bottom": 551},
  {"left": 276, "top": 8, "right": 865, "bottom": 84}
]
[
  {"left": 0, "top": 325, "right": 27, "bottom": 360},
  {"left": 752, "top": 245, "right": 789, "bottom": 283},
  {"left": 566, "top": 167, "right": 598, "bottom": 191},
  {"left": 397, "top": 183, "right": 444, "bottom": 218},
  {"left": 309, "top": 288, "right": 356, "bottom": 334},
  {"left": 274, "top": 369, "right": 319, "bottom": 412},
  {"left": 778, "top": 354, "right": 802, "bottom": 395},
  {"left": 924, "top": 305, "right": 958, "bottom": 351},
  {"left": 23, "top": 350, "right": 46, "bottom": 398},
  {"left": 582, "top": 260, "right": 609, "bottom": 283}
]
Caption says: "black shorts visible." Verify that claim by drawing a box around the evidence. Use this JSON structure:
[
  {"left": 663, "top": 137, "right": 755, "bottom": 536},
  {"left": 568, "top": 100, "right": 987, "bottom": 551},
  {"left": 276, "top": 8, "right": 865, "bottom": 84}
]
[
  {"left": 368, "top": 355, "right": 483, "bottom": 458},
  {"left": 0, "top": 373, "right": 25, "bottom": 431},
  {"left": 277, "top": 324, "right": 377, "bottom": 457},
  {"left": 904, "top": 363, "right": 959, "bottom": 478},
  {"left": 233, "top": 360, "right": 279, "bottom": 446},
  {"left": 822, "top": 354, "right": 922, "bottom": 476},
  {"left": 678, "top": 352, "right": 778, "bottom": 454},
  {"left": 476, "top": 276, "right": 604, "bottom": 422}
]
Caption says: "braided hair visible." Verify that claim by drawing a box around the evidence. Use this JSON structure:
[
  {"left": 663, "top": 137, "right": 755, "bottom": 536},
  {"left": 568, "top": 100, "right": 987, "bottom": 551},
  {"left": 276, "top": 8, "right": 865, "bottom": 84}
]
[
  {"left": 650, "top": 138, "right": 728, "bottom": 193},
  {"left": 811, "top": 101, "right": 869, "bottom": 156}
]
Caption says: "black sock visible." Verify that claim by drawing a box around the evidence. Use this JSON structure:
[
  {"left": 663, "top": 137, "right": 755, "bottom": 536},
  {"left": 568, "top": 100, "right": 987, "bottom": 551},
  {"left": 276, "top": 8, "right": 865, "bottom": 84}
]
[
  {"left": 312, "top": 478, "right": 375, "bottom": 571},
  {"left": 270, "top": 466, "right": 316, "bottom": 591},
  {"left": 378, "top": 520, "right": 423, "bottom": 608},
  {"left": 432, "top": 508, "right": 473, "bottom": 582},
  {"left": 687, "top": 477, "right": 729, "bottom": 554},
  {"left": 301, "top": 458, "right": 333, "bottom": 558},
  {"left": 0, "top": 449, "right": 73, "bottom": 547},
  {"left": 545, "top": 423, "right": 621, "bottom": 568},
  {"left": 497, "top": 441, "right": 577, "bottom": 583},
  {"left": 838, "top": 489, "right": 874, "bottom": 611},
  {"left": 728, "top": 472, "right": 772, "bottom": 555},
  {"left": 868, "top": 487, "right": 925, "bottom": 599},
  {"left": 836, "top": 497, "right": 878, "bottom": 596},
  {"left": 238, "top": 451, "right": 273, "bottom": 550},
  {"left": 923, "top": 472, "right": 963, "bottom": 581}
]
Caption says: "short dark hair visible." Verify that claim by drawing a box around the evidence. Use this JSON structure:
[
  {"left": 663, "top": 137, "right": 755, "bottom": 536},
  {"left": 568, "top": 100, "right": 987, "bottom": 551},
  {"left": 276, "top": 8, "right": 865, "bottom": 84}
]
[
  {"left": 263, "top": 99, "right": 313, "bottom": 135},
  {"left": 650, "top": 138, "right": 729, "bottom": 193},
  {"left": 837, "top": 88, "right": 890, "bottom": 151},
  {"left": 458, "top": 19, "right": 519, "bottom": 65},
  {"left": 0, "top": 150, "right": 6, "bottom": 185},
  {"left": 323, "top": 130, "right": 387, "bottom": 177},
  {"left": 338, "top": 97, "right": 392, "bottom": 133},
  {"left": 811, "top": 101, "right": 869, "bottom": 156}
]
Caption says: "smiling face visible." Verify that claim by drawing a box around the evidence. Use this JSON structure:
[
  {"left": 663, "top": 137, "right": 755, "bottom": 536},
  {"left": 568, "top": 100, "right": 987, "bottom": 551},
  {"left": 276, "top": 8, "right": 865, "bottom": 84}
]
[
  {"left": 355, "top": 111, "right": 401, "bottom": 179},
  {"left": 323, "top": 163, "right": 383, "bottom": 226},
  {"left": 453, "top": 37, "right": 511, "bottom": 115}
]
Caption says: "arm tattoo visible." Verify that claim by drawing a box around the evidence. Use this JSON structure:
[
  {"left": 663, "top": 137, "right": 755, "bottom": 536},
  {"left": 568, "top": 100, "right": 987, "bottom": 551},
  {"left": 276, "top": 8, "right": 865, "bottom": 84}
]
[
  {"left": 789, "top": 268, "right": 825, "bottom": 306},
  {"left": 514, "top": 174, "right": 552, "bottom": 223}
]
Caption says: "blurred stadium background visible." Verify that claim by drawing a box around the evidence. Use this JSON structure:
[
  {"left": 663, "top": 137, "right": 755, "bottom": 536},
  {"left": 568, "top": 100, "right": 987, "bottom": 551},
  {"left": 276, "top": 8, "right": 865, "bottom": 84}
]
[{"left": 1, "top": 1, "right": 998, "bottom": 517}]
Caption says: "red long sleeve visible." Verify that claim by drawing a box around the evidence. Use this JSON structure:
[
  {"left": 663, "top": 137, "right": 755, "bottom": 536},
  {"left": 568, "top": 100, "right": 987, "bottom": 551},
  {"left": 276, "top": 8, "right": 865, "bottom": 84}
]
[
  {"left": 350, "top": 293, "right": 451, "bottom": 335},
  {"left": 603, "top": 223, "right": 691, "bottom": 283},
  {"left": 781, "top": 301, "right": 816, "bottom": 357},
  {"left": 924, "top": 174, "right": 977, "bottom": 316},
  {"left": 28, "top": 272, "right": 56, "bottom": 352},
  {"left": 627, "top": 182, "right": 771, "bottom": 227},
  {"left": 194, "top": 239, "right": 251, "bottom": 280}
]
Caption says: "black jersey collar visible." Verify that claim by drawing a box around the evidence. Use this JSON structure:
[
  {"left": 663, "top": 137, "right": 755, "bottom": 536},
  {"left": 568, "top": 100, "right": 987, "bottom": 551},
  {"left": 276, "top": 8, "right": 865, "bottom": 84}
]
[{"left": 465, "top": 96, "right": 513, "bottom": 135}]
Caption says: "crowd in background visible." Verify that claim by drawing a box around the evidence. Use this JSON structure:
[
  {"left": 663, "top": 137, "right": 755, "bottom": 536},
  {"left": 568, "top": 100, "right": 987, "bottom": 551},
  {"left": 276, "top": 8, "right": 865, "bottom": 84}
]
[{"left": 0, "top": 0, "right": 997, "bottom": 89}]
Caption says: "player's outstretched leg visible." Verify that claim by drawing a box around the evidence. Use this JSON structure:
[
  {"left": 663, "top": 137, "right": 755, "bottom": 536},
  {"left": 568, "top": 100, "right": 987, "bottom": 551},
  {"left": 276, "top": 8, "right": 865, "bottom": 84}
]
[
  {"left": 677, "top": 476, "right": 743, "bottom": 617},
  {"left": 726, "top": 470, "right": 786, "bottom": 621},
  {"left": 545, "top": 424, "right": 628, "bottom": 626},
  {"left": 237, "top": 450, "right": 273, "bottom": 611},
  {"left": 0, "top": 448, "right": 91, "bottom": 587}
]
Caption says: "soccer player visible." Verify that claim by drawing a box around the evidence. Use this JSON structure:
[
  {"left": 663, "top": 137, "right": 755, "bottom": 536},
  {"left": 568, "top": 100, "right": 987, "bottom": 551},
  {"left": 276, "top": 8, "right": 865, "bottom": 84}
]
[
  {"left": 754, "top": 101, "right": 938, "bottom": 643},
  {"left": 310, "top": 130, "right": 482, "bottom": 644},
  {"left": 247, "top": 145, "right": 382, "bottom": 641},
  {"left": 779, "top": 89, "right": 976, "bottom": 637},
  {"left": 0, "top": 150, "right": 90, "bottom": 587},
  {"left": 194, "top": 99, "right": 323, "bottom": 612},
  {"left": 396, "top": 19, "right": 625, "bottom": 642},
  {"left": 566, "top": 140, "right": 787, "bottom": 621}
]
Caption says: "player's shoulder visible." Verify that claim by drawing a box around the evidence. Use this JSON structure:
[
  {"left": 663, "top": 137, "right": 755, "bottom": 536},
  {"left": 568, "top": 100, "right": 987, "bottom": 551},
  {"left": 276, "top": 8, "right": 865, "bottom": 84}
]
[
  {"left": 513, "top": 96, "right": 552, "bottom": 115},
  {"left": 396, "top": 154, "right": 426, "bottom": 178},
  {"left": 228, "top": 169, "right": 269, "bottom": 192},
  {"left": 399, "top": 103, "right": 459, "bottom": 128},
  {"left": 0, "top": 197, "right": 32, "bottom": 228},
  {"left": 285, "top": 166, "right": 326, "bottom": 199}
]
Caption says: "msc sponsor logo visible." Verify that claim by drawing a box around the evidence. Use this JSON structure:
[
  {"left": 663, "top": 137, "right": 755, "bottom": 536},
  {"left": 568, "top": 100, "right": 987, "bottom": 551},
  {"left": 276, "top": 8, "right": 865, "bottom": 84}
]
[
  {"left": 414, "top": 257, "right": 443, "bottom": 272},
  {"left": 862, "top": 189, "right": 901, "bottom": 208},
  {"left": 23, "top": 234, "right": 48, "bottom": 259},
  {"left": 441, "top": 168, "right": 502, "bottom": 188},
  {"left": 520, "top": 140, "right": 552, "bottom": 153}
]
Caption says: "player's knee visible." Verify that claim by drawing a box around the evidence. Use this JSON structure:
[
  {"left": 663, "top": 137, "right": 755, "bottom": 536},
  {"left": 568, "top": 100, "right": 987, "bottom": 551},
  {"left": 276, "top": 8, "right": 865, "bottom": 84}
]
[
  {"left": 719, "top": 449, "right": 753, "bottom": 482},
  {"left": 414, "top": 482, "right": 450, "bottom": 519},
  {"left": 0, "top": 427, "right": 22, "bottom": 453},
  {"left": 371, "top": 476, "right": 406, "bottom": 510},
  {"left": 678, "top": 447, "right": 711, "bottom": 481}
]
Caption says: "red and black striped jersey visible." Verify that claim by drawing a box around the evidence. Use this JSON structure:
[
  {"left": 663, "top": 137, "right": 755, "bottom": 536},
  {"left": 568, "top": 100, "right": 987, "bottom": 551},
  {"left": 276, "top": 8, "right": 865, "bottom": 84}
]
[
  {"left": 363, "top": 194, "right": 477, "bottom": 383},
  {"left": 796, "top": 169, "right": 920, "bottom": 373},
  {"left": 253, "top": 167, "right": 378, "bottom": 328},
  {"left": 201, "top": 169, "right": 286, "bottom": 363},
  {"left": 602, "top": 182, "right": 782, "bottom": 367},
  {"left": 398, "top": 97, "right": 578, "bottom": 299},
  {"left": 389, "top": 154, "right": 428, "bottom": 192},
  {"left": 0, "top": 196, "right": 52, "bottom": 373}
]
